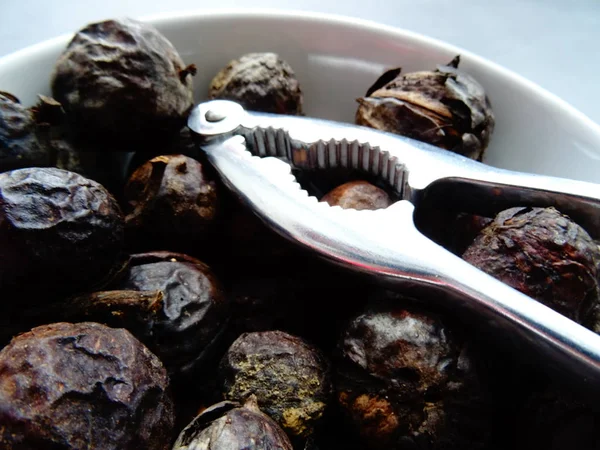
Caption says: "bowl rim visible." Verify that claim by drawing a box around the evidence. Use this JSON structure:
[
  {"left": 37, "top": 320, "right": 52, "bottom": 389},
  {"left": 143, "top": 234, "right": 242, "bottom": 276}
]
[{"left": 1, "top": 7, "right": 599, "bottom": 137}]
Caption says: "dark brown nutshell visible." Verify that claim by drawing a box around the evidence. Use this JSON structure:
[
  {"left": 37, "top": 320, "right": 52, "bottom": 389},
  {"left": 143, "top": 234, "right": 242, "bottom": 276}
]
[
  {"left": 105, "top": 252, "right": 229, "bottom": 377},
  {"left": 51, "top": 18, "right": 195, "bottom": 151},
  {"left": 0, "top": 92, "right": 49, "bottom": 172},
  {"left": 222, "top": 258, "right": 371, "bottom": 353},
  {"left": 514, "top": 386, "right": 600, "bottom": 450},
  {"left": 337, "top": 303, "right": 491, "bottom": 449},
  {"left": 462, "top": 206, "right": 600, "bottom": 328},
  {"left": 209, "top": 52, "right": 303, "bottom": 114},
  {"left": 446, "top": 212, "right": 493, "bottom": 254},
  {"left": 124, "top": 154, "right": 220, "bottom": 252},
  {"left": 227, "top": 274, "right": 308, "bottom": 335},
  {"left": 29, "top": 95, "right": 129, "bottom": 195},
  {"left": 321, "top": 180, "right": 392, "bottom": 210},
  {"left": 0, "top": 167, "right": 124, "bottom": 304},
  {"left": 173, "top": 397, "right": 293, "bottom": 450},
  {"left": 220, "top": 331, "right": 332, "bottom": 439},
  {"left": 0, "top": 322, "right": 174, "bottom": 449},
  {"left": 356, "top": 56, "right": 495, "bottom": 160},
  {"left": 208, "top": 199, "right": 300, "bottom": 279}
]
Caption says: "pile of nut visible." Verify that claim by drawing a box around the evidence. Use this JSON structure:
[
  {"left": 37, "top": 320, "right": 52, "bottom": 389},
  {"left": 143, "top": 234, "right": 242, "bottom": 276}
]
[{"left": 1, "top": 18, "right": 599, "bottom": 450}]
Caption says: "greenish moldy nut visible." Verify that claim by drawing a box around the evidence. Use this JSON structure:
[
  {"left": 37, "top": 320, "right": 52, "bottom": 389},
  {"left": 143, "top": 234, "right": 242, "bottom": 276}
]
[
  {"left": 124, "top": 154, "right": 221, "bottom": 253},
  {"left": 336, "top": 303, "right": 492, "bottom": 450},
  {"left": 209, "top": 52, "right": 303, "bottom": 115},
  {"left": 462, "top": 206, "right": 600, "bottom": 329},
  {"left": 321, "top": 180, "right": 392, "bottom": 210},
  {"left": 220, "top": 330, "right": 332, "bottom": 439},
  {"left": 356, "top": 56, "right": 495, "bottom": 161},
  {"left": 0, "top": 322, "right": 175, "bottom": 449},
  {"left": 51, "top": 18, "right": 195, "bottom": 152},
  {"left": 0, "top": 167, "right": 125, "bottom": 306},
  {"left": 0, "top": 91, "right": 50, "bottom": 172},
  {"left": 173, "top": 397, "right": 294, "bottom": 450}
]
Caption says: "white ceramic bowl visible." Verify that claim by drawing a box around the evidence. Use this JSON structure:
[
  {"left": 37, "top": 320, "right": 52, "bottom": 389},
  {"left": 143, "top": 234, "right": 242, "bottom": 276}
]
[{"left": 1, "top": 9, "right": 600, "bottom": 183}]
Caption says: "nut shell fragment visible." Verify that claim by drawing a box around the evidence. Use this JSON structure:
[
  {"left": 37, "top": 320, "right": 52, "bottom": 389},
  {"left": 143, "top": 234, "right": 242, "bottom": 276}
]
[
  {"left": 356, "top": 56, "right": 495, "bottom": 160},
  {"left": 173, "top": 397, "right": 293, "bottom": 450}
]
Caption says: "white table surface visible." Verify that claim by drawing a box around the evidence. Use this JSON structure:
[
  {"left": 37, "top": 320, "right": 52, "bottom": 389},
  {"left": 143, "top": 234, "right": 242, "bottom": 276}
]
[{"left": 1, "top": 0, "right": 599, "bottom": 124}]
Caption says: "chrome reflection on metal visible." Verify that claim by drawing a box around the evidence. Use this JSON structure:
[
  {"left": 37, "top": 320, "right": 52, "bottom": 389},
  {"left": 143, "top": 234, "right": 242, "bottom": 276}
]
[{"left": 188, "top": 99, "right": 600, "bottom": 396}]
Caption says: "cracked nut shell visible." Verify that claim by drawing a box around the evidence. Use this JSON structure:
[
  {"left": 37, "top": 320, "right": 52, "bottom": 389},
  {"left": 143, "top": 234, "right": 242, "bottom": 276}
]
[
  {"left": 51, "top": 18, "right": 195, "bottom": 151},
  {"left": 209, "top": 52, "right": 303, "bottom": 114},
  {"left": 220, "top": 330, "right": 331, "bottom": 439},
  {"left": 124, "top": 154, "right": 220, "bottom": 252},
  {"left": 0, "top": 322, "right": 174, "bottom": 449},
  {"left": 0, "top": 167, "right": 124, "bottom": 304},
  {"left": 462, "top": 206, "right": 600, "bottom": 329},
  {"left": 173, "top": 397, "right": 293, "bottom": 450},
  {"left": 356, "top": 56, "right": 495, "bottom": 160}
]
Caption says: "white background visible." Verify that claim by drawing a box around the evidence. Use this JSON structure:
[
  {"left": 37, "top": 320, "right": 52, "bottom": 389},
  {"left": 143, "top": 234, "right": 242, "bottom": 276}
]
[{"left": 1, "top": 0, "right": 599, "bottom": 124}]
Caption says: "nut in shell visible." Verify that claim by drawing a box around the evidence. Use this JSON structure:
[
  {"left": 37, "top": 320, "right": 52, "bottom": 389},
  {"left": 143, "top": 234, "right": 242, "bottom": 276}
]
[
  {"left": 0, "top": 167, "right": 124, "bottom": 304},
  {"left": 462, "top": 206, "right": 600, "bottom": 329},
  {"left": 0, "top": 322, "right": 174, "bottom": 449},
  {"left": 336, "top": 303, "right": 491, "bottom": 449},
  {"left": 209, "top": 52, "right": 303, "bottom": 115},
  {"left": 51, "top": 18, "right": 195, "bottom": 151}
]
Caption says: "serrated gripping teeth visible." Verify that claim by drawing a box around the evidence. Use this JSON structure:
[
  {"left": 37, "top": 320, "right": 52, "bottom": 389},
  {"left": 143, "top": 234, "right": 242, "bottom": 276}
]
[{"left": 244, "top": 126, "right": 409, "bottom": 198}]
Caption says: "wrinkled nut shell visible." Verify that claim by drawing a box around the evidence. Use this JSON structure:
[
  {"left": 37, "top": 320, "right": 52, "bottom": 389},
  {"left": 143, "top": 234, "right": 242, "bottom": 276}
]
[
  {"left": 321, "top": 180, "right": 392, "bottom": 210},
  {"left": 209, "top": 52, "right": 303, "bottom": 115},
  {"left": 111, "top": 256, "right": 229, "bottom": 377},
  {"left": 0, "top": 167, "right": 124, "bottom": 303},
  {"left": 51, "top": 18, "right": 194, "bottom": 151},
  {"left": 462, "top": 206, "right": 600, "bottom": 328},
  {"left": 0, "top": 322, "right": 174, "bottom": 449},
  {"left": 220, "top": 330, "right": 331, "bottom": 438}
]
